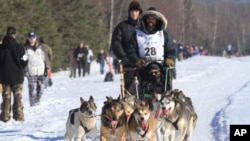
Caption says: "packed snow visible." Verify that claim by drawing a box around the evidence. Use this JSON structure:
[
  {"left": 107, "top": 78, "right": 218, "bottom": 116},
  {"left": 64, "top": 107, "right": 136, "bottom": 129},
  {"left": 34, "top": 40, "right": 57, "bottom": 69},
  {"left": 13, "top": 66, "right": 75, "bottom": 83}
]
[{"left": 0, "top": 55, "right": 250, "bottom": 141}]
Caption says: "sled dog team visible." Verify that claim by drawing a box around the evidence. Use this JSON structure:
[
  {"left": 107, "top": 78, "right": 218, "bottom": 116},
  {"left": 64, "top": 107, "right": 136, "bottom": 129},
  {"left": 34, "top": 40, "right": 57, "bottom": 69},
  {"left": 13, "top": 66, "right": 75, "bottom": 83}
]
[{"left": 64, "top": 89, "right": 197, "bottom": 141}]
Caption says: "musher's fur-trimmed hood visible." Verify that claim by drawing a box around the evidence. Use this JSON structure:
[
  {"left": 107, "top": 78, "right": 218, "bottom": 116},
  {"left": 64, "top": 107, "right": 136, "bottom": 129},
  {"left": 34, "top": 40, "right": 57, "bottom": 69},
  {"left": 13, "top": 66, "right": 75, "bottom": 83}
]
[{"left": 138, "top": 10, "right": 168, "bottom": 33}]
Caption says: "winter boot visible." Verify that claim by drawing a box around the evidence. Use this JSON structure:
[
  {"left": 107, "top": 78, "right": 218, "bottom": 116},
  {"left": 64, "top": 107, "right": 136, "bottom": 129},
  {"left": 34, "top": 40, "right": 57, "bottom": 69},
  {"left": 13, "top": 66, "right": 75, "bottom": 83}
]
[
  {"left": 0, "top": 104, "right": 11, "bottom": 122},
  {"left": 12, "top": 103, "right": 24, "bottom": 121}
]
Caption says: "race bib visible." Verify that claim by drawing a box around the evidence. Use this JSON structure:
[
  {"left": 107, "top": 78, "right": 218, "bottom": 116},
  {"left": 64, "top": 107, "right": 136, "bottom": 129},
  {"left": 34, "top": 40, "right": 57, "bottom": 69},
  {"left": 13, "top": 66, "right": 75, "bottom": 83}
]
[{"left": 136, "top": 29, "right": 164, "bottom": 60}]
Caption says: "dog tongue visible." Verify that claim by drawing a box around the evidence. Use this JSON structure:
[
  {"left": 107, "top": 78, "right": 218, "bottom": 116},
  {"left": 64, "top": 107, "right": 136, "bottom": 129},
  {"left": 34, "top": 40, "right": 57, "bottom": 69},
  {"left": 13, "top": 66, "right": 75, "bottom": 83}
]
[
  {"left": 139, "top": 121, "right": 147, "bottom": 131},
  {"left": 155, "top": 108, "right": 162, "bottom": 118},
  {"left": 163, "top": 109, "right": 170, "bottom": 116},
  {"left": 111, "top": 120, "right": 117, "bottom": 128},
  {"left": 126, "top": 114, "right": 131, "bottom": 124}
]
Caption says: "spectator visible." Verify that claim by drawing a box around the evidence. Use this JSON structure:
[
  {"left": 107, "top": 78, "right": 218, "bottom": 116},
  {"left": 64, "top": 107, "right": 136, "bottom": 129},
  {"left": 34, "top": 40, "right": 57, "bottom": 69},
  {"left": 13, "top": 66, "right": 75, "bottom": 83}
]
[
  {"left": 106, "top": 54, "right": 114, "bottom": 73},
  {"left": 86, "top": 44, "right": 93, "bottom": 75},
  {"left": 66, "top": 45, "right": 77, "bottom": 78},
  {"left": 104, "top": 54, "right": 114, "bottom": 82},
  {"left": 74, "top": 42, "right": 88, "bottom": 77},
  {"left": 222, "top": 49, "right": 227, "bottom": 57},
  {"left": 110, "top": 0, "right": 142, "bottom": 91},
  {"left": 193, "top": 46, "right": 200, "bottom": 56},
  {"left": 0, "top": 26, "right": 27, "bottom": 122},
  {"left": 39, "top": 36, "right": 53, "bottom": 87},
  {"left": 97, "top": 49, "right": 107, "bottom": 74},
  {"left": 177, "top": 42, "right": 184, "bottom": 61},
  {"left": 24, "top": 32, "right": 49, "bottom": 106},
  {"left": 226, "top": 44, "right": 232, "bottom": 57}
]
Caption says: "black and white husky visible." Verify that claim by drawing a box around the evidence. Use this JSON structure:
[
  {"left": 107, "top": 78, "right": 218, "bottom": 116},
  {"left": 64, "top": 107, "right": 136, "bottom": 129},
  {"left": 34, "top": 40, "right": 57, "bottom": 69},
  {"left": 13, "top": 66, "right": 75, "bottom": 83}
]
[{"left": 64, "top": 96, "right": 97, "bottom": 141}]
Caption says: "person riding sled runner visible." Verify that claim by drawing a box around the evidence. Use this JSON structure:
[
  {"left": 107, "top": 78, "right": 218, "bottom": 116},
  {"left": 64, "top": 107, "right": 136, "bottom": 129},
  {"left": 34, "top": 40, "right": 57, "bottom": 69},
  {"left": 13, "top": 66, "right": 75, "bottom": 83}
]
[
  {"left": 110, "top": 0, "right": 143, "bottom": 96},
  {"left": 126, "top": 7, "right": 176, "bottom": 100}
]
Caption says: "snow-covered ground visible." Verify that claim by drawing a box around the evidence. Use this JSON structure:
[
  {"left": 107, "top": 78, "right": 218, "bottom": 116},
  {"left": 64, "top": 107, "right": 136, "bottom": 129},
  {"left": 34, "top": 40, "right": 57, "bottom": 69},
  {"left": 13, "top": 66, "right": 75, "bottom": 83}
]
[{"left": 0, "top": 55, "right": 250, "bottom": 141}]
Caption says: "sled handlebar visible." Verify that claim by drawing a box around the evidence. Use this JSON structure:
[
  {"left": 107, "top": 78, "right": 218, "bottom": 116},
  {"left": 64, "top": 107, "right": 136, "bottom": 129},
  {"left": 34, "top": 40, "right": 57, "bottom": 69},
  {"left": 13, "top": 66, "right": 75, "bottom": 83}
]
[{"left": 122, "top": 65, "right": 174, "bottom": 72}]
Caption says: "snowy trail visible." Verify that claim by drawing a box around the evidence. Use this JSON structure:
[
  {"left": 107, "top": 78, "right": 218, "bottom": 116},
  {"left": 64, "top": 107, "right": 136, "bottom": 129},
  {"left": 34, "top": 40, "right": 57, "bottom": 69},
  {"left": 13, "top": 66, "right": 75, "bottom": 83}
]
[{"left": 0, "top": 56, "right": 250, "bottom": 141}]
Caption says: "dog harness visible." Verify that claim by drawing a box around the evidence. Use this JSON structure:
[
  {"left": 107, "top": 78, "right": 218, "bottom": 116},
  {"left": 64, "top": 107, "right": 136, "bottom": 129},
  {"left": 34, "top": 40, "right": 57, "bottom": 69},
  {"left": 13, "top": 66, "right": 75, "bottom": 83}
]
[
  {"left": 69, "top": 109, "right": 91, "bottom": 133},
  {"left": 160, "top": 106, "right": 179, "bottom": 130}
]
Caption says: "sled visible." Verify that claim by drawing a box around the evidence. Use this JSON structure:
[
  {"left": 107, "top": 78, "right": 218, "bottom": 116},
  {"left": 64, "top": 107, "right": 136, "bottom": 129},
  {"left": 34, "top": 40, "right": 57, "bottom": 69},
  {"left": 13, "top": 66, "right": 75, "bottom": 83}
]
[{"left": 120, "top": 60, "right": 174, "bottom": 100}]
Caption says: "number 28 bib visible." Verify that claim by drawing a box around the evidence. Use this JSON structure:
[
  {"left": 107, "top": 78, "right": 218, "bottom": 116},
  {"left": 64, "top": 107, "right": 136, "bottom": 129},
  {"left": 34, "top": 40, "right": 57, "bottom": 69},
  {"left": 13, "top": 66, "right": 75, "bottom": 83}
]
[{"left": 136, "top": 29, "right": 164, "bottom": 61}]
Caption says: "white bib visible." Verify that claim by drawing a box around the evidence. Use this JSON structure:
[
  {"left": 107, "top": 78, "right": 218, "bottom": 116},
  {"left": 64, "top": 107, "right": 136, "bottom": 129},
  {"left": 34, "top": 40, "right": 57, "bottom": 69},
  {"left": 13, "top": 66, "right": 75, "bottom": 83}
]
[{"left": 136, "top": 29, "right": 164, "bottom": 61}]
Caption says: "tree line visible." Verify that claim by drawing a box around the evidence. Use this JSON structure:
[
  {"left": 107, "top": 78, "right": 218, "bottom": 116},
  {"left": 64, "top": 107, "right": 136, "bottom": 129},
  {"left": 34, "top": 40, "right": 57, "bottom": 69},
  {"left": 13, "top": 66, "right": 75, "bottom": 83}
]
[
  {"left": 1, "top": 0, "right": 249, "bottom": 72},
  {"left": 0, "top": 0, "right": 109, "bottom": 71}
]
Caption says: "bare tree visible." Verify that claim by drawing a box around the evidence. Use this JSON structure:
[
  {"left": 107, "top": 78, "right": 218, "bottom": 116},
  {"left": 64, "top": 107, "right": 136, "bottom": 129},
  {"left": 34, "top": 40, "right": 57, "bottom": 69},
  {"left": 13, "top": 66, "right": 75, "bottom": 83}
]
[{"left": 108, "top": 0, "right": 114, "bottom": 46}]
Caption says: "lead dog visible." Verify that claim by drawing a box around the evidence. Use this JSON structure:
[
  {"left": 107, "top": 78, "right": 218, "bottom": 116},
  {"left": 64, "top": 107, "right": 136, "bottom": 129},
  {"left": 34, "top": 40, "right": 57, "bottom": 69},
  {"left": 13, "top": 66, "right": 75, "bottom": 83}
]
[
  {"left": 64, "top": 96, "right": 97, "bottom": 141},
  {"left": 121, "top": 93, "right": 136, "bottom": 140},
  {"left": 152, "top": 93, "right": 177, "bottom": 141},
  {"left": 128, "top": 100, "right": 156, "bottom": 141},
  {"left": 164, "top": 89, "right": 198, "bottom": 131},
  {"left": 160, "top": 91, "right": 196, "bottom": 141},
  {"left": 100, "top": 96, "right": 126, "bottom": 141}
]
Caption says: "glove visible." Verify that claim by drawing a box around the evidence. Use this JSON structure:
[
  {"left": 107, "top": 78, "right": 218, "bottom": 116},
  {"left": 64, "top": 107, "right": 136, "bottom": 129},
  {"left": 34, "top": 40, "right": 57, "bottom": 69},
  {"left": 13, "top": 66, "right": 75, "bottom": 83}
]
[
  {"left": 165, "top": 59, "right": 174, "bottom": 66},
  {"left": 43, "top": 68, "right": 48, "bottom": 77},
  {"left": 43, "top": 71, "right": 48, "bottom": 77},
  {"left": 135, "top": 59, "right": 146, "bottom": 68},
  {"left": 49, "top": 79, "right": 53, "bottom": 86}
]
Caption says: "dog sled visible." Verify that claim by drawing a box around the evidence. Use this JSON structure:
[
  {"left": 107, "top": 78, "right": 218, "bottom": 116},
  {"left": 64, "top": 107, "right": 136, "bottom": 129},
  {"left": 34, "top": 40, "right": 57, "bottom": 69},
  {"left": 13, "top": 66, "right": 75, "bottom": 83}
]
[
  {"left": 118, "top": 60, "right": 197, "bottom": 141},
  {"left": 119, "top": 60, "right": 174, "bottom": 100}
]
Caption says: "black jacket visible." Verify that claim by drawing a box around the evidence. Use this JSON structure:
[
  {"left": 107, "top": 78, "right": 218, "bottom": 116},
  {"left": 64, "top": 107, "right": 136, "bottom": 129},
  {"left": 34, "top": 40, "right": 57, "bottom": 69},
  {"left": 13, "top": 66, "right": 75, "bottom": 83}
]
[
  {"left": 74, "top": 46, "right": 88, "bottom": 62},
  {"left": 0, "top": 35, "right": 26, "bottom": 85},
  {"left": 110, "top": 18, "right": 138, "bottom": 67},
  {"left": 97, "top": 53, "right": 107, "bottom": 65}
]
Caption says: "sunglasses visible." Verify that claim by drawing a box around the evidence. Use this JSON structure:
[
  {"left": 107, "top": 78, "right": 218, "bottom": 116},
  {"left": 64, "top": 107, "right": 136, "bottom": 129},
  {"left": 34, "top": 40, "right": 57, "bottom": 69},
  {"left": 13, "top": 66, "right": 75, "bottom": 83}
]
[{"left": 149, "top": 70, "right": 161, "bottom": 75}]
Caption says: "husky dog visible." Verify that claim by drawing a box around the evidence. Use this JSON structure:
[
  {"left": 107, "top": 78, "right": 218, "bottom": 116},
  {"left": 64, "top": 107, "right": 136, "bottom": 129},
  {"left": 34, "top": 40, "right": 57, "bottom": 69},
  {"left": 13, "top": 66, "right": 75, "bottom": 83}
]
[
  {"left": 152, "top": 93, "right": 177, "bottom": 141},
  {"left": 64, "top": 96, "right": 97, "bottom": 141},
  {"left": 103, "top": 96, "right": 113, "bottom": 105},
  {"left": 122, "top": 93, "right": 136, "bottom": 106},
  {"left": 100, "top": 96, "right": 126, "bottom": 141},
  {"left": 128, "top": 100, "right": 156, "bottom": 141},
  {"left": 164, "top": 89, "right": 198, "bottom": 130},
  {"left": 165, "top": 89, "right": 186, "bottom": 102},
  {"left": 121, "top": 93, "right": 136, "bottom": 123},
  {"left": 121, "top": 93, "right": 136, "bottom": 140},
  {"left": 160, "top": 92, "right": 196, "bottom": 141}
]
